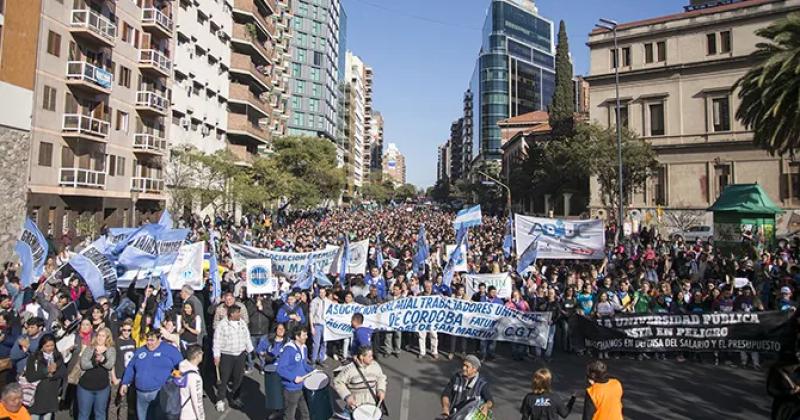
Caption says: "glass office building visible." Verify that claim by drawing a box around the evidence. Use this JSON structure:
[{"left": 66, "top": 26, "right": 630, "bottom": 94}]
[{"left": 468, "top": 0, "right": 555, "bottom": 161}]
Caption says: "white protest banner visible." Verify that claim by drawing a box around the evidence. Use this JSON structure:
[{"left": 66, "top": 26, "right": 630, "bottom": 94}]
[
  {"left": 445, "top": 244, "right": 468, "bottom": 272},
  {"left": 515, "top": 215, "right": 605, "bottom": 260},
  {"left": 230, "top": 243, "right": 339, "bottom": 279},
  {"left": 117, "top": 242, "right": 205, "bottom": 290},
  {"left": 463, "top": 273, "right": 512, "bottom": 299},
  {"left": 323, "top": 295, "right": 551, "bottom": 347},
  {"left": 329, "top": 239, "right": 369, "bottom": 275},
  {"left": 246, "top": 259, "right": 276, "bottom": 294}
]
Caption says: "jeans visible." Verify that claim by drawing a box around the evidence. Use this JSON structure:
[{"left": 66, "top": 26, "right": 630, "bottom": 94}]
[
  {"left": 135, "top": 388, "right": 160, "bottom": 420},
  {"left": 449, "top": 334, "right": 467, "bottom": 356},
  {"left": 558, "top": 319, "right": 571, "bottom": 352},
  {"left": 418, "top": 331, "right": 438, "bottom": 356},
  {"left": 383, "top": 331, "right": 402, "bottom": 355},
  {"left": 480, "top": 340, "right": 496, "bottom": 358},
  {"left": 283, "top": 389, "right": 310, "bottom": 420},
  {"left": 77, "top": 385, "right": 111, "bottom": 420},
  {"left": 511, "top": 343, "right": 527, "bottom": 360},
  {"left": 535, "top": 324, "right": 556, "bottom": 358},
  {"left": 312, "top": 324, "right": 326, "bottom": 363}
]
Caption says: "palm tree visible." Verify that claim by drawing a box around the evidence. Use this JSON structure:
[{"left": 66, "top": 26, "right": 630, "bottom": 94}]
[{"left": 735, "top": 12, "right": 800, "bottom": 155}]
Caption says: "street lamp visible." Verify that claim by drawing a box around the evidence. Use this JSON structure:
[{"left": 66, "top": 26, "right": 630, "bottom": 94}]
[
  {"left": 596, "top": 18, "right": 624, "bottom": 244},
  {"left": 477, "top": 170, "right": 512, "bottom": 215}
]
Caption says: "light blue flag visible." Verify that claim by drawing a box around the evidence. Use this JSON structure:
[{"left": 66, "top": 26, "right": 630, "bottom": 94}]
[
  {"left": 158, "top": 209, "right": 174, "bottom": 229},
  {"left": 116, "top": 224, "right": 189, "bottom": 271},
  {"left": 454, "top": 205, "right": 482, "bottom": 230},
  {"left": 443, "top": 226, "right": 468, "bottom": 287},
  {"left": 15, "top": 218, "right": 48, "bottom": 287},
  {"left": 153, "top": 272, "right": 173, "bottom": 329},
  {"left": 375, "top": 233, "right": 384, "bottom": 270},
  {"left": 209, "top": 234, "right": 221, "bottom": 304},
  {"left": 69, "top": 240, "right": 118, "bottom": 298},
  {"left": 412, "top": 225, "right": 430, "bottom": 276},
  {"left": 502, "top": 215, "right": 514, "bottom": 258},
  {"left": 339, "top": 236, "right": 350, "bottom": 286},
  {"left": 516, "top": 234, "right": 540, "bottom": 275},
  {"left": 293, "top": 255, "right": 317, "bottom": 291}
]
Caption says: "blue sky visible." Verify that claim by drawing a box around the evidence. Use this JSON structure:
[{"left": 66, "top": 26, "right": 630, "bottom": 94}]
[{"left": 341, "top": 0, "right": 688, "bottom": 188}]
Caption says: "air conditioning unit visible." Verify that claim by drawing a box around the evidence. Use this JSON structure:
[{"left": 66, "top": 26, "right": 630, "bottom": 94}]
[
  {"left": 201, "top": 126, "right": 210, "bottom": 136},
  {"left": 180, "top": 118, "right": 190, "bottom": 128}
]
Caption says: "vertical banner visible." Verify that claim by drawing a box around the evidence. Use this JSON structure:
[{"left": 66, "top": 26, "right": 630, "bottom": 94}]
[
  {"left": 166, "top": 242, "right": 204, "bottom": 290},
  {"left": 463, "top": 273, "right": 512, "bottom": 299},
  {"left": 15, "top": 218, "right": 48, "bottom": 287},
  {"left": 246, "top": 259, "right": 276, "bottom": 294},
  {"left": 445, "top": 244, "right": 468, "bottom": 272},
  {"left": 515, "top": 215, "right": 605, "bottom": 260},
  {"left": 330, "top": 239, "right": 369, "bottom": 276}
]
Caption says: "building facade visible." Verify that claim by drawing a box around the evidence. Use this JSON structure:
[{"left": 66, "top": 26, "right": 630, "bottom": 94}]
[
  {"left": 0, "top": 0, "right": 39, "bottom": 260},
  {"left": 438, "top": 140, "right": 451, "bottom": 183},
  {"left": 288, "top": 0, "right": 342, "bottom": 141},
  {"left": 586, "top": 0, "right": 800, "bottom": 218},
  {"left": 361, "top": 65, "right": 374, "bottom": 182},
  {"left": 384, "top": 142, "right": 406, "bottom": 186},
  {"left": 448, "top": 118, "right": 464, "bottom": 182},
  {"left": 27, "top": 0, "right": 176, "bottom": 236},
  {"left": 368, "top": 110, "right": 384, "bottom": 182},
  {"left": 467, "top": 0, "right": 556, "bottom": 163},
  {"left": 343, "top": 51, "right": 366, "bottom": 191}
]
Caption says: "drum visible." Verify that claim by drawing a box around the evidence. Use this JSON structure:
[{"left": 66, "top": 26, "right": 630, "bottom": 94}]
[
  {"left": 303, "top": 371, "right": 333, "bottom": 420},
  {"left": 352, "top": 404, "right": 383, "bottom": 420},
  {"left": 263, "top": 364, "right": 283, "bottom": 411}
]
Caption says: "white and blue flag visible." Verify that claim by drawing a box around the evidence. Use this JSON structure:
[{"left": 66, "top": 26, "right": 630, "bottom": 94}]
[
  {"left": 69, "top": 238, "right": 118, "bottom": 298},
  {"left": 454, "top": 205, "right": 482, "bottom": 230},
  {"left": 15, "top": 218, "right": 48, "bottom": 287}
]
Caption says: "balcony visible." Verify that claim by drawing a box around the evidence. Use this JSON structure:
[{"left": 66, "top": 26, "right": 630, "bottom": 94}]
[
  {"left": 59, "top": 168, "right": 106, "bottom": 189},
  {"left": 69, "top": 9, "right": 116, "bottom": 48},
  {"left": 228, "top": 83, "right": 270, "bottom": 117},
  {"left": 133, "top": 133, "right": 167, "bottom": 154},
  {"left": 231, "top": 24, "right": 274, "bottom": 64},
  {"left": 233, "top": 0, "right": 276, "bottom": 38},
  {"left": 227, "top": 144, "right": 254, "bottom": 167},
  {"left": 135, "top": 91, "right": 169, "bottom": 116},
  {"left": 138, "top": 49, "right": 172, "bottom": 78},
  {"left": 62, "top": 114, "right": 109, "bottom": 142},
  {"left": 227, "top": 113, "right": 269, "bottom": 144},
  {"left": 230, "top": 52, "right": 270, "bottom": 90},
  {"left": 65, "top": 61, "right": 113, "bottom": 95},
  {"left": 131, "top": 177, "right": 165, "bottom": 193},
  {"left": 141, "top": 8, "right": 173, "bottom": 38}
]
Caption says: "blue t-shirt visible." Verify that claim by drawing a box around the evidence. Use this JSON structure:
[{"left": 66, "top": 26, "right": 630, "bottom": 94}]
[
  {"left": 351, "top": 326, "right": 373, "bottom": 355},
  {"left": 121, "top": 342, "right": 183, "bottom": 392},
  {"left": 577, "top": 293, "right": 594, "bottom": 316}
]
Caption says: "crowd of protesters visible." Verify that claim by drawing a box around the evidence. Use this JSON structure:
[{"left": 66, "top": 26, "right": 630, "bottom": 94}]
[{"left": 0, "top": 205, "right": 796, "bottom": 419}]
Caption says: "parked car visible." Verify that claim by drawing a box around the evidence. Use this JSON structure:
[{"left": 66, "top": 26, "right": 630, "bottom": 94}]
[{"left": 672, "top": 225, "right": 714, "bottom": 242}]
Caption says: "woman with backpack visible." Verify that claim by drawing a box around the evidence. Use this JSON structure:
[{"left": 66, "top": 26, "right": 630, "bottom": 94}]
[
  {"left": 76, "top": 327, "right": 116, "bottom": 420},
  {"left": 178, "top": 344, "right": 204, "bottom": 420},
  {"left": 24, "top": 333, "right": 66, "bottom": 420}
]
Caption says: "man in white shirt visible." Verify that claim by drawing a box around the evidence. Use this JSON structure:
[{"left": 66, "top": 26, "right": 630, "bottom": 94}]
[
  {"left": 213, "top": 305, "right": 254, "bottom": 412},
  {"left": 179, "top": 344, "right": 205, "bottom": 420}
]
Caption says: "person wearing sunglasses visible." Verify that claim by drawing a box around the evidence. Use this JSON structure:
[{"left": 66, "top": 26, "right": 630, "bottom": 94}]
[{"left": 109, "top": 319, "right": 135, "bottom": 420}]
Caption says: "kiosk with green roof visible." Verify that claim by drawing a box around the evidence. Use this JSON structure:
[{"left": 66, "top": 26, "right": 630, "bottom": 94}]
[{"left": 707, "top": 183, "right": 782, "bottom": 249}]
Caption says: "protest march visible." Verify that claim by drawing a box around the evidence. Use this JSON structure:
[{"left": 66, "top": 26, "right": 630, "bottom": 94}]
[{"left": 0, "top": 204, "right": 797, "bottom": 420}]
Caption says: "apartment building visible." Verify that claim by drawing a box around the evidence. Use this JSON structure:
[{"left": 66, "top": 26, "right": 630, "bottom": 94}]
[
  {"left": 368, "top": 110, "right": 383, "bottom": 182},
  {"left": 27, "top": 0, "right": 175, "bottom": 235},
  {"left": 270, "top": 0, "right": 292, "bottom": 138},
  {"left": 170, "top": 0, "right": 232, "bottom": 157},
  {"left": 361, "top": 65, "right": 373, "bottom": 181},
  {"left": 586, "top": 0, "right": 800, "bottom": 217},
  {"left": 343, "top": 51, "right": 366, "bottom": 191},
  {"left": 383, "top": 143, "right": 406, "bottom": 187},
  {"left": 0, "top": 0, "right": 41, "bottom": 261}
]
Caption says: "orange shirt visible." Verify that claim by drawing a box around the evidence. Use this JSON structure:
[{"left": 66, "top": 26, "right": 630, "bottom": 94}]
[
  {"left": 0, "top": 403, "right": 31, "bottom": 420},
  {"left": 586, "top": 379, "right": 624, "bottom": 420}
]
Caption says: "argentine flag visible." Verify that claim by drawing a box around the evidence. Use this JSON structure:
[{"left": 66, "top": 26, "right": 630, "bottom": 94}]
[{"left": 454, "top": 205, "right": 482, "bottom": 230}]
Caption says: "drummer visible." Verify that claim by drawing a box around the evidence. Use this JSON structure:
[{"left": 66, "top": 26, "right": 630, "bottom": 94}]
[
  {"left": 332, "top": 346, "right": 387, "bottom": 416},
  {"left": 277, "top": 325, "right": 314, "bottom": 420}
]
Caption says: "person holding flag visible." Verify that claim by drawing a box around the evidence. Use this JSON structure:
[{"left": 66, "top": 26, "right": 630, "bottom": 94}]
[
  {"left": 412, "top": 225, "right": 430, "bottom": 277},
  {"left": 502, "top": 216, "right": 514, "bottom": 259}
]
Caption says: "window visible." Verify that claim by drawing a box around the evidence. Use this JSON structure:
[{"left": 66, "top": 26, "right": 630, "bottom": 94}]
[
  {"left": 309, "top": 98, "right": 319, "bottom": 112},
  {"left": 38, "top": 142, "right": 53, "bottom": 167},
  {"left": 298, "top": 3, "right": 308, "bottom": 16},
  {"left": 785, "top": 163, "right": 800, "bottom": 203},
  {"left": 46, "top": 31, "right": 60, "bottom": 57},
  {"left": 654, "top": 166, "right": 667, "bottom": 206},
  {"left": 292, "top": 63, "right": 301, "bottom": 78},
  {"left": 610, "top": 49, "right": 618, "bottom": 69},
  {"left": 116, "top": 156, "right": 125, "bottom": 176},
  {"left": 310, "top": 67, "right": 320, "bottom": 81},
  {"left": 293, "top": 112, "right": 304, "bottom": 127},
  {"left": 313, "top": 52, "right": 323, "bottom": 66},
  {"left": 312, "top": 21, "right": 321, "bottom": 35},
  {"left": 118, "top": 66, "right": 131, "bottom": 88},
  {"left": 108, "top": 154, "right": 116, "bottom": 176},
  {"left": 295, "top": 80, "right": 305, "bottom": 94},
  {"left": 312, "top": 83, "right": 320, "bottom": 97},
  {"left": 294, "top": 17, "right": 302, "bottom": 30},
  {"left": 61, "top": 146, "right": 74, "bottom": 168},
  {"left": 291, "top": 96, "right": 301, "bottom": 110},
  {"left": 712, "top": 97, "right": 730, "bottom": 132},
  {"left": 297, "top": 32, "right": 307, "bottom": 47},
  {"left": 621, "top": 47, "right": 631, "bottom": 67},
  {"left": 657, "top": 41, "right": 666, "bottom": 62},
  {"left": 720, "top": 31, "right": 731, "bottom": 53},
  {"left": 649, "top": 103, "right": 665, "bottom": 136},
  {"left": 706, "top": 33, "right": 717, "bottom": 55},
  {"left": 644, "top": 43, "right": 654, "bottom": 64},
  {"left": 42, "top": 85, "right": 56, "bottom": 111},
  {"left": 296, "top": 48, "right": 306, "bottom": 63},
  {"left": 715, "top": 164, "right": 731, "bottom": 196},
  {"left": 115, "top": 111, "right": 129, "bottom": 132},
  {"left": 614, "top": 104, "right": 628, "bottom": 129}
]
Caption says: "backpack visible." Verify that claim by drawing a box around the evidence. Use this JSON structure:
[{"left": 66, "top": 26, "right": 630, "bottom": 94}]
[{"left": 159, "top": 369, "right": 198, "bottom": 420}]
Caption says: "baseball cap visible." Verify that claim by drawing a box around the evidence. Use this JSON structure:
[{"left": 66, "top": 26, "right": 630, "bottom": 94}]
[
  {"left": 782, "top": 286, "right": 792, "bottom": 295},
  {"left": 464, "top": 355, "right": 481, "bottom": 371}
]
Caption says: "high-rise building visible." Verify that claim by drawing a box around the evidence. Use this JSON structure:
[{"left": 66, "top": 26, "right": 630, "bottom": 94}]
[
  {"left": 288, "top": 0, "right": 342, "bottom": 141},
  {"left": 586, "top": 0, "right": 800, "bottom": 215},
  {"left": 227, "top": 0, "right": 278, "bottom": 155},
  {"left": 27, "top": 0, "right": 176, "bottom": 235},
  {"left": 0, "top": 0, "right": 40, "bottom": 260},
  {"left": 361, "top": 65, "right": 374, "bottom": 181},
  {"left": 449, "top": 118, "right": 464, "bottom": 182},
  {"left": 270, "top": 0, "right": 294, "bottom": 138},
  {"left": 343, "top": 52, "right": 367, "bottom": 192},
  {"left": 467, "top": 0, "right": 556, "bottom": 163},
  {"left": 384, "top": 143, "right": 406, "bottom": 186},
  {"left": 368, "top": 110, "right": 384, "bottom": 182},
  {"left": 171, "top": 0, "right": 232, "bottom": 156}
]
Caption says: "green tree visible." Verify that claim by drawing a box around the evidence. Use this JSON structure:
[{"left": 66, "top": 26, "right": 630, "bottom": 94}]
[
  {"left": 394, "top": 184, "right": 418, "bottom": 201},
  {"left": 361, "top": 182, "right": 393, "bottom": 204},
  {"left": 549, "top": 20, "right": 575, "bottom": 136},
  {"left": 272, "top": 136, "right": 346, "bottom": 207},
  {"left": 569, "top": 123, "right": 658, "bottom": 216},
  {"left": 430, "top": 178, "right": 452, "bottom": 203},
  {"left": 735, "top": 12, "right": 800, "bottom": 155}
]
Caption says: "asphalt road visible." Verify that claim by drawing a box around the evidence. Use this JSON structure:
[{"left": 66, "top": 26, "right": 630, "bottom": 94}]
[{"left": 55, "top": 345, "right": 771, "bottom": 420}]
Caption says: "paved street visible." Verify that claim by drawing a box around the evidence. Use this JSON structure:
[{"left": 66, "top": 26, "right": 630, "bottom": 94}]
[{"left": 180, "top": 348, "right": 766, "bottom": 420}]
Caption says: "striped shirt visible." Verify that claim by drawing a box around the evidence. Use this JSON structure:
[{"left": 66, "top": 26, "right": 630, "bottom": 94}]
[{"left": 212, "top": 318, "right": 253, "bottom": 358}]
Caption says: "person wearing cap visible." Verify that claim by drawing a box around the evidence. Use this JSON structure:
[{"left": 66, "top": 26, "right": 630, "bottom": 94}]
[
  {"left": 583, "top": 360, "right": 623, "bottom": 420},
  {"left": 778, "top": 287, "right": 796, "bottom": 312},
  {"left": 440, "top": 355, "right": 493, "bottom": 419}
]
